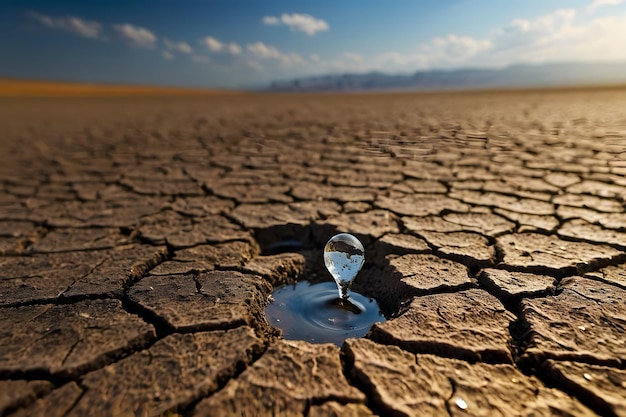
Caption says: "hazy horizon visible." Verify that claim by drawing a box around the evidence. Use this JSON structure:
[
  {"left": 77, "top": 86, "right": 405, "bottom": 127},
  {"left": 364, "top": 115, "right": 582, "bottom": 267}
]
[{"left": 2, "top": 0, "right": 626, "bottom": 89}]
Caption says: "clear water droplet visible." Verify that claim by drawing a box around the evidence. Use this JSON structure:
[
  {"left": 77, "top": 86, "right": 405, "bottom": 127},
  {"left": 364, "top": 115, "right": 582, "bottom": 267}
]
[{"left": 324, "top": 233, "right": 365, "bottom": 300}]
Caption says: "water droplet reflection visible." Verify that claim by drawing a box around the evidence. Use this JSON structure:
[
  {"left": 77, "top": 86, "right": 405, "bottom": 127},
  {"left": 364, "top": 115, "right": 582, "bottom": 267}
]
[{"left": 324, "top": 233, "right": 365, "bottom": 300}]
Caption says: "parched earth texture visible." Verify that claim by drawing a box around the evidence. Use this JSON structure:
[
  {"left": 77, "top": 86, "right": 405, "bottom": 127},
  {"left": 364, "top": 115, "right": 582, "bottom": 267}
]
[{"left": 1, "top": 89, "right": 626, "bottom": 416}]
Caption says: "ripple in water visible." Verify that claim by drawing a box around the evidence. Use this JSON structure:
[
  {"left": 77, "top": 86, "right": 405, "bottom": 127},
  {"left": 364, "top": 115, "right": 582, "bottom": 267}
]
[{"left": 266, "top": 281, "right": 385, "bottom": 346}]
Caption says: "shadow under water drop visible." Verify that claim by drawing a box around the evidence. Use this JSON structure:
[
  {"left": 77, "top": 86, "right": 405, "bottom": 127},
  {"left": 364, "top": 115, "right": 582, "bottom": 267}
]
[{"left": 266, "top": 281, "right": 386, "bottom": 346}]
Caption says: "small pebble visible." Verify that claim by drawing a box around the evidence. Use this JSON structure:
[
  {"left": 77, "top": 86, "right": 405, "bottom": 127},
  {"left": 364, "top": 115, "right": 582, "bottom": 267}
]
[{"left": 454, "top": 397, "right": 468, "bottom": 410}]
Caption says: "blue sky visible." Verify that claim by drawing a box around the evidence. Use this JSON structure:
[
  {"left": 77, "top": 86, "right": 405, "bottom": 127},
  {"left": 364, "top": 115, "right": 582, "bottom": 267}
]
[{"left": 1, "top": 0, "right": 626, "bottom": 88}]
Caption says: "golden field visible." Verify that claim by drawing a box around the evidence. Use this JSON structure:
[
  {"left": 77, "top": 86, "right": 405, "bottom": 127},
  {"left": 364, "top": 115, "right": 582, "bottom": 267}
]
[{"left": 0, "top": 78, "right": 240, "bottom": 97}]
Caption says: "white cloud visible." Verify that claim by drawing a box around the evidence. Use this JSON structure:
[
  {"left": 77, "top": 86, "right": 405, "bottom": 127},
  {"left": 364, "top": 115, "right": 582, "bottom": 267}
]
[
  {"left": 496, "top": 8, "right": 577, "bottom": 52},
  {"left": 271, "top": 5, "right": 626, "bottom": 80},
  {"left": 262, "top": 13, "right": 329, "bottom": 35},
  {"left": 247, "top": 42, "right": 304, "bottom": 66},
  {"left": 113, "top": 24, "right": 156, "bottom": 48},
  {"left": 162, "top": 50, "right": 174, "bottom": 60},
  {"left": 338, "top": 7, "right": 626, "bottom": 73},
  {"left": 262, "top": 16, "right": 280, "bottom": 25},
  {"left": 310, "top": 35, "right": 492, "bottom": 74},
  {"left": 227, "top": 43, "right": 242, "bottom": 55},
  {"left": 247, "top": 42, "right": 281, "bottom": 58},
  {"left": 419, "top": 34, "right": 492, "bottom": 67},
  {"left": 164, "top": 38, "right": 193, "bottom": 54},
  {"left": 29, "top": 12, "right": 103, "bottom": 39},
  {"left": 201, "top": 36, "right": 223, "bottom": 52},
  {"left": 200, "top": 37, "right": 241, "bottom": 55},
  {"left": 479, "top": 8, "right": 626, "bottom": 66},
  {"left": 372, "top": 9, "right": 578, "bottom": 71},
  {"left": 264, "top": 6, "right": 626, "bottom": 78},
  {"left": 587, "top": 0, "right": 624, "bottom": 12},
  {"left": 282, "top": 14, "right": 329, "bottom": 35}
]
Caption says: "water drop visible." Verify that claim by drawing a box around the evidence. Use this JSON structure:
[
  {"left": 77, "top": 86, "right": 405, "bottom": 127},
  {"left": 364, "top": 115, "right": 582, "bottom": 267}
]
[{"left": 324, "top": 233, "right": 365, "bottom": 301}]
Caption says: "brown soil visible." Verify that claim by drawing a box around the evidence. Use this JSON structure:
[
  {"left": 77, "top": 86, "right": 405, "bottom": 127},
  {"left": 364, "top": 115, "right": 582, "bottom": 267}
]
[
  {"left": 0, "top": 78, "right": 241, "bottom": 97},
  {"left": 1, "top": 87, "right": 625, "bottom": 416}
]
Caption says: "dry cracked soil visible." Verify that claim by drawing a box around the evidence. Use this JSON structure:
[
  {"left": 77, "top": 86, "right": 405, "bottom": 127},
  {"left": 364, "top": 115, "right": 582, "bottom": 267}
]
[{"left": 1, "top": 88, "right": 626, "bottom": 416}]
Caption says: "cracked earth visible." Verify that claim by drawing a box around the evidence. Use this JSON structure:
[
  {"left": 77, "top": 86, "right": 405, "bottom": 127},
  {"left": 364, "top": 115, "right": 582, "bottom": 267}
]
[{"left": 1, "top": 89, "right": 625, "bottom": 416}]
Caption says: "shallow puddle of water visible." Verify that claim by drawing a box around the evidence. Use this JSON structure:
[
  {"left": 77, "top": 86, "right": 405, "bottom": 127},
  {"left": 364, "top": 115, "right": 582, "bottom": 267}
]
[{"left": 266, "top": 281, "right": 386, "bottom": 346}]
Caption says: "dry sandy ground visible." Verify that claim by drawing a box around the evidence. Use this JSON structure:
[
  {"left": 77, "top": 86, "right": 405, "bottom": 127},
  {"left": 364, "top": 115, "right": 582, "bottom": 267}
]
[{"left": 1, "top": 86, "right": 626, "bottom": 416}]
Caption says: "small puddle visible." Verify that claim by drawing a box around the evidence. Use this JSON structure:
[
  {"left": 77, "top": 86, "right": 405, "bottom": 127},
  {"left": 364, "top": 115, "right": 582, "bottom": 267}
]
[{"left": 266, "top": 281, "right": 386, "bottom": 346}]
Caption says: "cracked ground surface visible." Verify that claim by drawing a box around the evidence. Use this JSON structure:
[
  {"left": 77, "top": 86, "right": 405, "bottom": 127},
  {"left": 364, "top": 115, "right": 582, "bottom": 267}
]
[{"left": 1, "top": 88, "right": 626, "bottom": 416}]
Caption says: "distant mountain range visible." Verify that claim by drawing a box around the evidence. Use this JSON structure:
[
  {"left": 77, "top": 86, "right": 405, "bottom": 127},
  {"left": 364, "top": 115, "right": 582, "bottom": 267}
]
[{"left": 267, "top": 61, "right": 626, "bottom": 92}]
